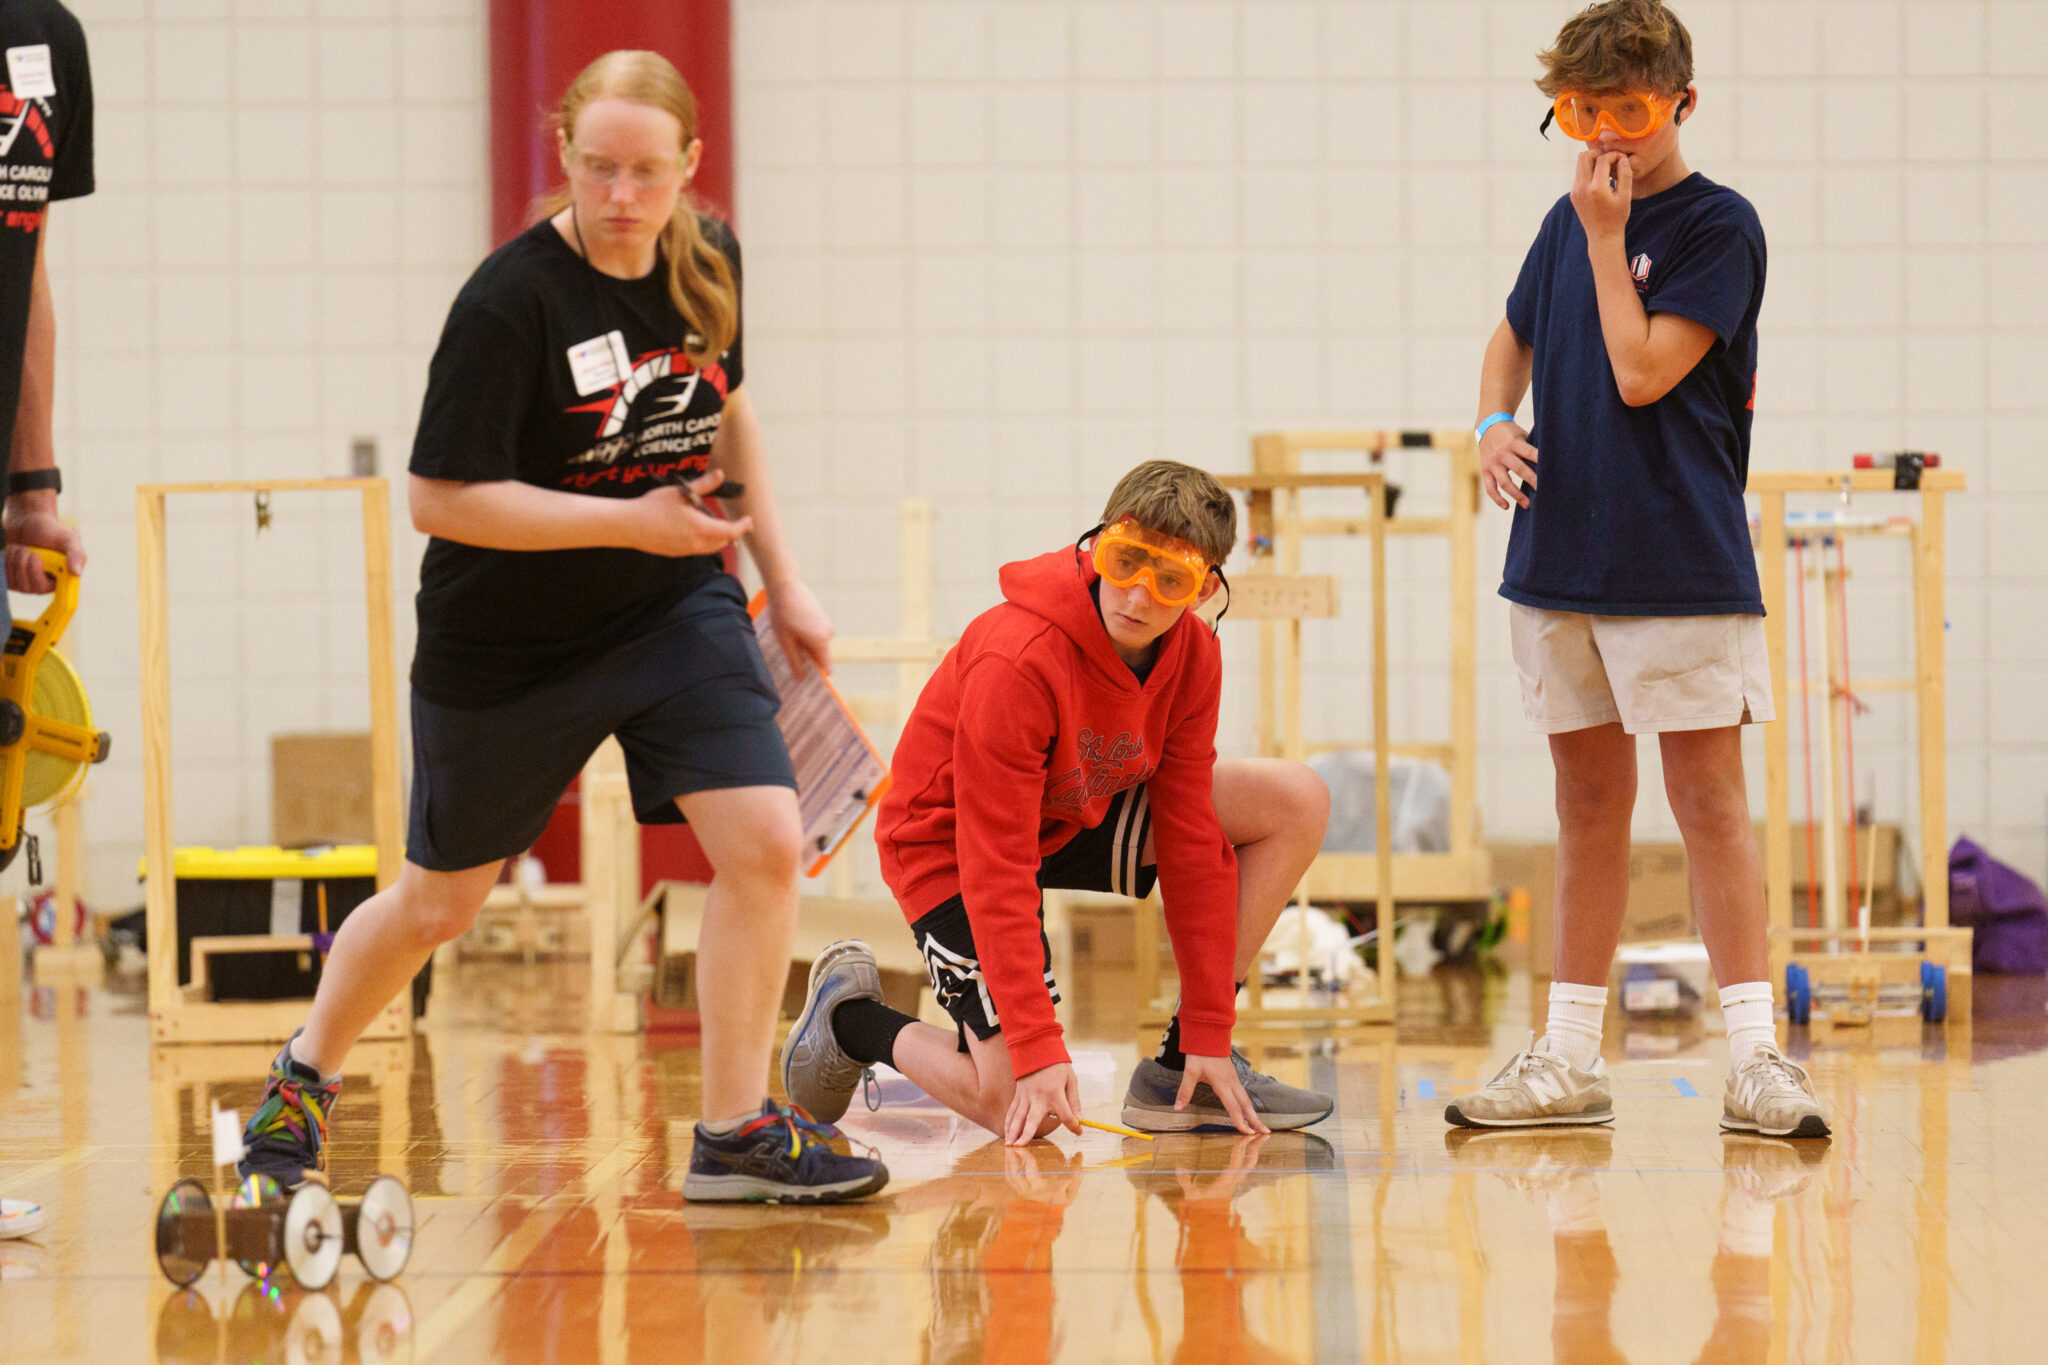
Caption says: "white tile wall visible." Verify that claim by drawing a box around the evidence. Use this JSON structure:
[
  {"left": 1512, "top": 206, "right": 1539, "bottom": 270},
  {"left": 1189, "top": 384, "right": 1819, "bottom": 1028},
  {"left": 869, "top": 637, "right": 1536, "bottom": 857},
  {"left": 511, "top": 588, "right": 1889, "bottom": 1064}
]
[
  {"left": 730, "top": 0, "right": 2048, "bottom": 884},
  {"left": 37, "top": 0, "right": 2048, "bottom": 910},
  {"left": 46, "top": 0, "right": 487, "bottom": 903}
]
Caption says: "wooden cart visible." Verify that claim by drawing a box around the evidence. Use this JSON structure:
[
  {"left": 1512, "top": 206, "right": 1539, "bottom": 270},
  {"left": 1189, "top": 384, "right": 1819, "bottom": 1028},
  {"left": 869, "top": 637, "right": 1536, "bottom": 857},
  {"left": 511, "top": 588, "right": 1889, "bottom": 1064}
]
[{"left": 1752, "top": 466, "right": 1970, "bottom": 1025}]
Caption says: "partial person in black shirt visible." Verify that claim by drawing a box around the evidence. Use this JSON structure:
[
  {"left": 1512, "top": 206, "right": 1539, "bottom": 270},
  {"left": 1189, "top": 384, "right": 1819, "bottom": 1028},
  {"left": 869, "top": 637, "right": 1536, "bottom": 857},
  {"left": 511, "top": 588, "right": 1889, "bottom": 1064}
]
[
  {"left": 0, "top": 0, "right": 90, "bottom": 598},
  {"left": 0, "top": 0, "right": 91, "bottom": 1249},
  {"left": 234, "top": 50, "right": 887, "bottom": 1205}
]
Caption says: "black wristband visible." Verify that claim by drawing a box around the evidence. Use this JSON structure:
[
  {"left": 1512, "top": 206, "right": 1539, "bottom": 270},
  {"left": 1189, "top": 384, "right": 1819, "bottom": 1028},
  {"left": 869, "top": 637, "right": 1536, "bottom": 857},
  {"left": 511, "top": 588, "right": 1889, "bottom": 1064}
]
[{"left": 7, "top": 469, "right": 60, "bottom": 496}]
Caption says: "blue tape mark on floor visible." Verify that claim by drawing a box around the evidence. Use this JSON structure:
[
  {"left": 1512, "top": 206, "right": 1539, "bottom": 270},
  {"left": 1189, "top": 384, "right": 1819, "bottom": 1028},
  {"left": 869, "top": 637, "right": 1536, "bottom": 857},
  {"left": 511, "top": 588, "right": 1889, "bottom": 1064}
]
[
  {"left": 1417, "top": 1078, "right": 1436, "bottom": 1099},
  {"left": 1673, "top": 1078, "right": 1700, "bottom": 1098}
]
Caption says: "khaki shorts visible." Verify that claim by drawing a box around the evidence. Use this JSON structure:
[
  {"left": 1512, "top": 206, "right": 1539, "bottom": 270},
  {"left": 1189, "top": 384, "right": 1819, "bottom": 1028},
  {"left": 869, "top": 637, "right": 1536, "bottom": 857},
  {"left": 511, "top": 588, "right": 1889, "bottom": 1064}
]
[{"left": 1510, "top": 604, "right": 1775, "bottom": 736}]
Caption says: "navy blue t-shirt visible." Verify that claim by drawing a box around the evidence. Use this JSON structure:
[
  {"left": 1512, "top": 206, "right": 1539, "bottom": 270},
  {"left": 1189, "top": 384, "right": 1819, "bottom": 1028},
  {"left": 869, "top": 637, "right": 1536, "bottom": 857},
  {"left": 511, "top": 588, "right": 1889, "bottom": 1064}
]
[{"left": 1502, "top": 172, "right": 1765, "bottom": 616}]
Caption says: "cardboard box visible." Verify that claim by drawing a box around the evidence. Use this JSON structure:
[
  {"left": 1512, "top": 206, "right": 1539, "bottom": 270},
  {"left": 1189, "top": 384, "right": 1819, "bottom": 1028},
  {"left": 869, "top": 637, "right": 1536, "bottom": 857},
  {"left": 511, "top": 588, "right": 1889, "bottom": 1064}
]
[
  {"left": 1491, "top": 840, "right": 1697, "bottom": 971},
  {"left": 272, "top": 733, "right": 375, "bottom": 847}
]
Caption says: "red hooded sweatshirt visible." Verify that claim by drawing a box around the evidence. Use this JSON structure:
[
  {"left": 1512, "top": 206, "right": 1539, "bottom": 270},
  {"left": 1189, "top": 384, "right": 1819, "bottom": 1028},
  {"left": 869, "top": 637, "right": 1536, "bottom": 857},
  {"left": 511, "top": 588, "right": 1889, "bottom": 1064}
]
[{"left": 877, "top": 545, "right": 1239, "bottom": 1077}]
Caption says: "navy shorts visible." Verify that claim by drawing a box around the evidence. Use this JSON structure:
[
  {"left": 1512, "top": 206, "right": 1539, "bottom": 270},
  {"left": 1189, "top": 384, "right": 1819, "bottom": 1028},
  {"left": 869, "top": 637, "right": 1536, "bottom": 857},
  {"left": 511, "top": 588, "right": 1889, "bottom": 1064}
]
[
  {"left": 406, "top": 574, "right": 797, "bottom": 872},
  {"left": 911, "top": 783, "right": 1157, "bottom": 1043}
]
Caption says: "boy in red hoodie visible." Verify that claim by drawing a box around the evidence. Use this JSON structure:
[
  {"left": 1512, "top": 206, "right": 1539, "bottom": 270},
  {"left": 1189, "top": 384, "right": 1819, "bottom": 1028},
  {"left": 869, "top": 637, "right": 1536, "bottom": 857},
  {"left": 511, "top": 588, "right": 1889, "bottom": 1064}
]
[{"left": 782, "top": 461, "right": 1335, "bottom": 1143}]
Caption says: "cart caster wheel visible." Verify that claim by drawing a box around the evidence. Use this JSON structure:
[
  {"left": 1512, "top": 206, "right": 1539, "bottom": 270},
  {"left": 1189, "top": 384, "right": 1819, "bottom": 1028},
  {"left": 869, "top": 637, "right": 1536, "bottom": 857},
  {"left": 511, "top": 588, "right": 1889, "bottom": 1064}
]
[
  {"left": 1785, "top": 963, "right": 1812, "bottom": 1025},
  {"left": 1921, "top": 961, "right": 1948, "bottom": 1023}
]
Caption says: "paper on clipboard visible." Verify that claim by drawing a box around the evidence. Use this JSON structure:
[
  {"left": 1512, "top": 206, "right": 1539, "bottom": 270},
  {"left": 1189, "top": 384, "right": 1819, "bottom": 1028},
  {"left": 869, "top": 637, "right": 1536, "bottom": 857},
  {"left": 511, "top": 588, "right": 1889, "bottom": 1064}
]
[{"left": 749, "top": 594, "right": 893, "bottom": 876}]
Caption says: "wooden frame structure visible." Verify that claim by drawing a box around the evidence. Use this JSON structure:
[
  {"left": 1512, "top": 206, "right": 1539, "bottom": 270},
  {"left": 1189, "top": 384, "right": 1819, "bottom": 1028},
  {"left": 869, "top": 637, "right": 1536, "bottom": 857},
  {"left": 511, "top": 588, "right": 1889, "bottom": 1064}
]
[
  {"left": 138, "top": 479, "right": 406, "bottom": 1044},
  {"left": 1752, "top": 468, "right": 1970, "bottom": 1011},
  {"left": 1236, "top": 430, "right": 1489, "bottom": 906}
]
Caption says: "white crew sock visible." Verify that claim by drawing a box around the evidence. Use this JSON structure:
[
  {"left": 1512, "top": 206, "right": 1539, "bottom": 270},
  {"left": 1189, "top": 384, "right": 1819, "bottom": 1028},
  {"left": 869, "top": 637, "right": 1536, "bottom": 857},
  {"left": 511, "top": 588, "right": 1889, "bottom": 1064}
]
[
  {"left": 1543, "top": 982, "right": 1608, "bottom": 1072},
  {"left": 698, "top": 1114, "right": 748, "bottom": 1136},
  {"left": 1719, "top": 982, "right": 1777, "bottom": 1067}
]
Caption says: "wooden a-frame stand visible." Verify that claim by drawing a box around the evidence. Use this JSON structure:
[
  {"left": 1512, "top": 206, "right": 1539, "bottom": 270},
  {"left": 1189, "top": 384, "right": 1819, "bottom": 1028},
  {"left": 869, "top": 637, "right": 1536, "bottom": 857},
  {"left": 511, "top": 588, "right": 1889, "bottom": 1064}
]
[
  {"left": 138, "top": 479, "right": 407, "bottom": 1045},
  {"left": 1753, "top": 467, "right": 1970, "bottom": 1015},
  {"left": 1238, "top": 429, "right": 1489, "bottom": 906}
]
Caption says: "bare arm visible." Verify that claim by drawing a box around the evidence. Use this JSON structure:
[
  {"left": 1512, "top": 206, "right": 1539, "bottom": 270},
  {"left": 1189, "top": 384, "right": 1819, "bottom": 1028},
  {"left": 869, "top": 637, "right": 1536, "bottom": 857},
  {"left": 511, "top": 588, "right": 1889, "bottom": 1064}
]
[
  {"left": 1475, "top": 318, "right": 1540, "bottom": 511},
  {"left": 5, "top": 224, "right": 87, "bottom": 592},
  {"left": 708, "top": 384, "right": 835, "bottom": 674},
  {"left": 408, "top": 473, "right": 748, "bottom": 557},
  {"left": 1574, "top": 150, "right": 1718, "bottom": 408}
]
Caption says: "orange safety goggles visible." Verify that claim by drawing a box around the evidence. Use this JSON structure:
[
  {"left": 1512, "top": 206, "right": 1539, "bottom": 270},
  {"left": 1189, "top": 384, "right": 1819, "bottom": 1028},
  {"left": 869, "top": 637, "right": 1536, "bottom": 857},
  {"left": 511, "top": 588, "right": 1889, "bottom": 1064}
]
[
  {"left": 1541, "top": 89, "right": 1685, "bottom": 142},
  {"left": 1091, "top": 517, "right": 1214, "bottom": 608}
]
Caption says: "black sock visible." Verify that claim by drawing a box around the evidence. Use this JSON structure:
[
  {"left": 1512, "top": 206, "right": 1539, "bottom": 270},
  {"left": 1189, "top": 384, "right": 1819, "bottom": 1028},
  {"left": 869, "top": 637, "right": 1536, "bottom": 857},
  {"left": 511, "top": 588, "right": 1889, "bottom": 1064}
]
[
  {"left": 1156, "top": 982, "right": 1246, "bottom": 1070},
  {"left": 831, "top": 998, "right": 916, "bottom": 1068}
]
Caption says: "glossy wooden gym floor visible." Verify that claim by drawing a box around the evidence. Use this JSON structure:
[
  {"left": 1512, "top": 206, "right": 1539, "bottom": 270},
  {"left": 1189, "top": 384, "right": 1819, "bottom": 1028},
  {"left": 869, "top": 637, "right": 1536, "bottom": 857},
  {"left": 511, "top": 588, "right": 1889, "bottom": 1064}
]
[{"left": 2, "top": 959, "right": 2041, "bottom": 1364}]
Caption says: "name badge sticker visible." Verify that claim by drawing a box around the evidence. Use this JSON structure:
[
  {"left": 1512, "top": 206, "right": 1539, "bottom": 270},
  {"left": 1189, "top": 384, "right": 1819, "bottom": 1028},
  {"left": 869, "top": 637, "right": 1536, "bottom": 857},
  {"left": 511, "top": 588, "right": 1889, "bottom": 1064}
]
[
  {"left": 6, "top": 45, "right": 56, "bottom": 100},
  {"left": 566, "top": 331, "right": 627, "bottom": 395}
]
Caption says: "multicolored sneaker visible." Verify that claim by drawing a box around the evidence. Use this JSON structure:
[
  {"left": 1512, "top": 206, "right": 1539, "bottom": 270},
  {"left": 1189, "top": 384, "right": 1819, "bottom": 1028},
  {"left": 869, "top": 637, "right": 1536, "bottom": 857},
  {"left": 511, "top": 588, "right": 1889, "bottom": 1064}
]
[
  {"left": 1444, "top": 1034, "right": 1614, "bottom": 1129},
  {"left": 780, "top": 940, "right": 884, "bottom": 1125},
  {"left": 1121, "top": 1049, "right": 1335, "bottom": 1132},
  {"left": 683, "top": 1100, "right": 890, "bottom": 1204},
  {"left": 238, "top": 1030, "right": 341, "bottom": 1190},
  {"left": 1721, "top": 1046, "right": 1830, "bottom": 1139},
  {"left": 0, "top": 1198, "right": 45, "bottom": 1241}
]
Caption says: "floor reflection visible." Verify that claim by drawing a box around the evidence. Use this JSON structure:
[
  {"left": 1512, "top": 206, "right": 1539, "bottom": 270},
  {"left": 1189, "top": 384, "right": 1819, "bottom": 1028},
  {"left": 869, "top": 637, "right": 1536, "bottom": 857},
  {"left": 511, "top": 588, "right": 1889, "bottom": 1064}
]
[
  {"left": 153, "top": 1281, "right": 413, "bottom": 1365},
  {"left": 4, "top": 959, "right": 2047, "bottom": 1362}
]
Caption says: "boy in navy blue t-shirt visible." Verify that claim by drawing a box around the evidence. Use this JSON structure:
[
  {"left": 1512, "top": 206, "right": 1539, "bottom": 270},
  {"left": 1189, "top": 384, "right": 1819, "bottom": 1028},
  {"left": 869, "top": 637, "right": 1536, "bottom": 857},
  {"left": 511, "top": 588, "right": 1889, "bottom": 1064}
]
[{"left": 1451, "top": 0, "right": 1827, "bottom": 1139}]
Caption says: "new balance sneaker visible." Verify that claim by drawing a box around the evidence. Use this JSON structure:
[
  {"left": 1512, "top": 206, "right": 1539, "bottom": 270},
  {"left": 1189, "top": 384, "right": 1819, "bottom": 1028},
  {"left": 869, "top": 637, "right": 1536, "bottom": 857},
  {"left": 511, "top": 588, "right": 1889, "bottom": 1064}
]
[
  {"left": 1721, "top": 1046, "right": 1830, "bottom": 1139},
  {"left": 1444, "top": 1035, "right": 1614, "bottom": 1128},
  {"left": 0, "top": 1198, "right": 45, "bottom": 1241},
  {"left": 238, "top": 1030, "right": 341, "bottom": 1190},
  {"left": 1121, "top": 1050, "right": 1335, "bottom": 1132},
  {"left": 683, "top": 1100, "right": 889, "bottom": 1204},
  {"left": 780, "top": 939, "right": 884, "bottom": 1125}
]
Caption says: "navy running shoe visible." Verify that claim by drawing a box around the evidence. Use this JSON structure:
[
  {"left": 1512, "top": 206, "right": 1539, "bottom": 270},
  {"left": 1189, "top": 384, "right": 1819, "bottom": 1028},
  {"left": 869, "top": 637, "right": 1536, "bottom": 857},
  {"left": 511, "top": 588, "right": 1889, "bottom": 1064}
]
[{"left": 682, "top": 1100, "right": 889, "bottom": 1204}]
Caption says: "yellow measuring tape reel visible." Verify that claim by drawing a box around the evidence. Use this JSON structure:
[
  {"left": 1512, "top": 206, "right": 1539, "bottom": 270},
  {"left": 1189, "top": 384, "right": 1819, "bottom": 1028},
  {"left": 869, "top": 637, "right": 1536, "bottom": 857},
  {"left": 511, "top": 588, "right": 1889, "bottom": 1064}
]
[{"left": 0, "top": 547, "right": 110, "bottom": 872}]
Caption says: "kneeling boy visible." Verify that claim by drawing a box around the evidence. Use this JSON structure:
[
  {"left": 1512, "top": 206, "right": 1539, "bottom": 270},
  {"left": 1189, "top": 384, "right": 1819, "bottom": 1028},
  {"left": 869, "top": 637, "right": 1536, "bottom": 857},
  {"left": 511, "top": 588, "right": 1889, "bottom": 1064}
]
[{"left": 783, "top": 460, "right": 1334, "bottom": 1142}]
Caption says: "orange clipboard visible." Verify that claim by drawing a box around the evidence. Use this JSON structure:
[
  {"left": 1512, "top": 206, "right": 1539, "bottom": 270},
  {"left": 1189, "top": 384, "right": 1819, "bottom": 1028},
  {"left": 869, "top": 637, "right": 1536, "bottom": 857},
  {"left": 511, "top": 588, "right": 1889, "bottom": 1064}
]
[{"left": 749, "top": 593, "right": 893, "bottom": 876}]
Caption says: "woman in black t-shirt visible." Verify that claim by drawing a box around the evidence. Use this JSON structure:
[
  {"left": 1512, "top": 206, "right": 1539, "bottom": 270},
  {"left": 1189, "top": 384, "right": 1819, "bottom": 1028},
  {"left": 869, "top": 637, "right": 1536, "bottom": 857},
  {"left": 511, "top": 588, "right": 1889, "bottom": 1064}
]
[{"left": 235, "top": 51, "right": 887, "bottom": 1204}]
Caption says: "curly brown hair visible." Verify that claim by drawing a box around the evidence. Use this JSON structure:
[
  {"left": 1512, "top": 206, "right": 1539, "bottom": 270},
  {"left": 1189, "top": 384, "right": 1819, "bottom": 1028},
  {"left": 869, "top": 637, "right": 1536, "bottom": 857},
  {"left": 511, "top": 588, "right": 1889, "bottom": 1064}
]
[{"left": 1536, "top": 0, "right": 1694, "bottom": 97}]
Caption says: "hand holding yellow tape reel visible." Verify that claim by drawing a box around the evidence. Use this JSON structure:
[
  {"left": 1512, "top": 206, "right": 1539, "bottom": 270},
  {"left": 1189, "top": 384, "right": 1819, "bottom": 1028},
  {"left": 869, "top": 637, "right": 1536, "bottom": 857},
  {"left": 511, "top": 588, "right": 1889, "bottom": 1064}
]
[{"left": 0, "top": 546, "right": 110, "bottom": 873}]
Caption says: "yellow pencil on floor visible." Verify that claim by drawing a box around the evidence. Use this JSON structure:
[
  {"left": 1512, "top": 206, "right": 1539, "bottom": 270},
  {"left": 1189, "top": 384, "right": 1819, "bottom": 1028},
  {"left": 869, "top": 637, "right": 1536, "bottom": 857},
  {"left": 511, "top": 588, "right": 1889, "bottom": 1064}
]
[{"left": 1079, "top": 1118, "right": 1154, "bottom": 1141}]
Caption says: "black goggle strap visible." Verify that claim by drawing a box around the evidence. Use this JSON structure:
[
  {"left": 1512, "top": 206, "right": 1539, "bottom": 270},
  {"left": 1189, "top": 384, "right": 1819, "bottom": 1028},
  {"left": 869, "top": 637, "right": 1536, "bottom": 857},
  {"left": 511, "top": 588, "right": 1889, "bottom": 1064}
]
[{"left": 1209, "top": 566, "right": 1230, "bottom": 635}]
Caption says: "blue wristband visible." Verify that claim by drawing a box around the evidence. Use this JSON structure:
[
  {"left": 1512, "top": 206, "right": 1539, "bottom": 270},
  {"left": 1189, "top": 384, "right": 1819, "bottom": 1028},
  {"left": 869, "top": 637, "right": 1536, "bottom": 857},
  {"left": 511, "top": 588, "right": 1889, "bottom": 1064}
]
[{"left": 1475, "top": 412, "right": 1516, "bottom": 443}]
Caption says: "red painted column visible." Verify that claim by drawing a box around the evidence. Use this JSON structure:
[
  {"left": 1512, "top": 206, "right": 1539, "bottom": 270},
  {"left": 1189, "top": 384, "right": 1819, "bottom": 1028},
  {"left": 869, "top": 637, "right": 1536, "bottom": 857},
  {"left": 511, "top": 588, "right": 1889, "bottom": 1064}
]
[
  {"left": 489, "top": 0, "right": 733, "bottom": 246},
  {"left": 490, "top": 0, "right": 734, "bottom": 893}
]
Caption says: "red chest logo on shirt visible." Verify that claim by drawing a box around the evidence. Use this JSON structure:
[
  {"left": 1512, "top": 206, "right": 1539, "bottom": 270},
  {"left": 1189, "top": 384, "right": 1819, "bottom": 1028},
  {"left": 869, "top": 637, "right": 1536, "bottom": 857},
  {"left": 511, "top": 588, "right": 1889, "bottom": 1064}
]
[
  {"left": 1046, "top": 729, "right": 1152, "bottom": 815},
  {"left": 565, "top": 344, "right": 728, "bottom": 440},
  {"left": 0, "top": 83, "right": 55, "bottom": 234},
  {"left": 1630, "top": 253, "right": 1652, "bottom": 292}
]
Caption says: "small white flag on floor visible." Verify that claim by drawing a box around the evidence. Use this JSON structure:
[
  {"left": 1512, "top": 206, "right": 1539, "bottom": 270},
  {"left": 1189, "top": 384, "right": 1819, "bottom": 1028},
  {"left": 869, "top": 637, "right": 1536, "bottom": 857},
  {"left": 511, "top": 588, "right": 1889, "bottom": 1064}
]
[{"left": 210, "top": 1104, "right": 245, "bottom": 1169}]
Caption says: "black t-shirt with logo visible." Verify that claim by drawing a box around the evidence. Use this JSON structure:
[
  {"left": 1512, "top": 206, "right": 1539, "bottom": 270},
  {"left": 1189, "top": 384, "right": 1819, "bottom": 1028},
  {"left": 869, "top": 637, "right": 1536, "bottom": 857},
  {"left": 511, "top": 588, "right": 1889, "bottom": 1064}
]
[
  {"left": 409, "top": 216, "right": 745, "bottom": 708},
  {"left": 1, "top": 0, "right": 93, "bottom": 453}
]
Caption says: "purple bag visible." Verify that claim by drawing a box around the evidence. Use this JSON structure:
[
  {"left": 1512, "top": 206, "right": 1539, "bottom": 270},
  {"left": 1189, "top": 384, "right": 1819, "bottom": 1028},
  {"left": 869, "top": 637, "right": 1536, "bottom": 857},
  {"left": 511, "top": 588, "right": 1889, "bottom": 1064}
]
[{"left": 1950, "top": 837, "right": 2048, "bottom": 975}]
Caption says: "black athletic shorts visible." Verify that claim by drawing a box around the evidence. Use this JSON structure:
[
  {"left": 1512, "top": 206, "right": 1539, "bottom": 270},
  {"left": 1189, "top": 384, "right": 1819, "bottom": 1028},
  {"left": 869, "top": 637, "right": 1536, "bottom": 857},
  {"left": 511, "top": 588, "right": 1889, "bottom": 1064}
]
[
  {"left": 911, "top": 783, "right": 1158, "bottom": 1044},
  {"left": 406, "top": 573, "right": 797, "bottom": 872}
]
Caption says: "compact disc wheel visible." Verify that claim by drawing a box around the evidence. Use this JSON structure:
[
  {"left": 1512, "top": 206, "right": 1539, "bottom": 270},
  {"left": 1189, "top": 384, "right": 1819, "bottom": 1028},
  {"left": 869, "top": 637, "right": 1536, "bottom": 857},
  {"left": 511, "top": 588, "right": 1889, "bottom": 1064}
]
[
  {"left": 154, "top": 1179, "right": 213, "bottom": 1287},
  {"left": 353, "top": 1177, "right": 415, "bottom": 1282},
  {"left": 283, "top": 1183, "right": 344, "bottom": 1291}
]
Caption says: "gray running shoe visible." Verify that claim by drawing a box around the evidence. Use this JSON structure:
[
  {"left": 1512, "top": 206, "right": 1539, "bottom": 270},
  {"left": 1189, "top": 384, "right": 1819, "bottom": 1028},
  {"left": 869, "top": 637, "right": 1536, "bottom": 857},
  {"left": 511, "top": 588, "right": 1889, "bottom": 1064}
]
[
  {"left": 1121, "top": 1050, "right": 1335, "bottom": 1132},
  {"left": 1444, "top": 1034, "right": 1614, "bottom": 1128},
  {"left": 1721, "top": 1046, "right": 1830, "bottom": 1139},
  {"left": 779, "top": 939, "right": 883, "bottom": 1125}
]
